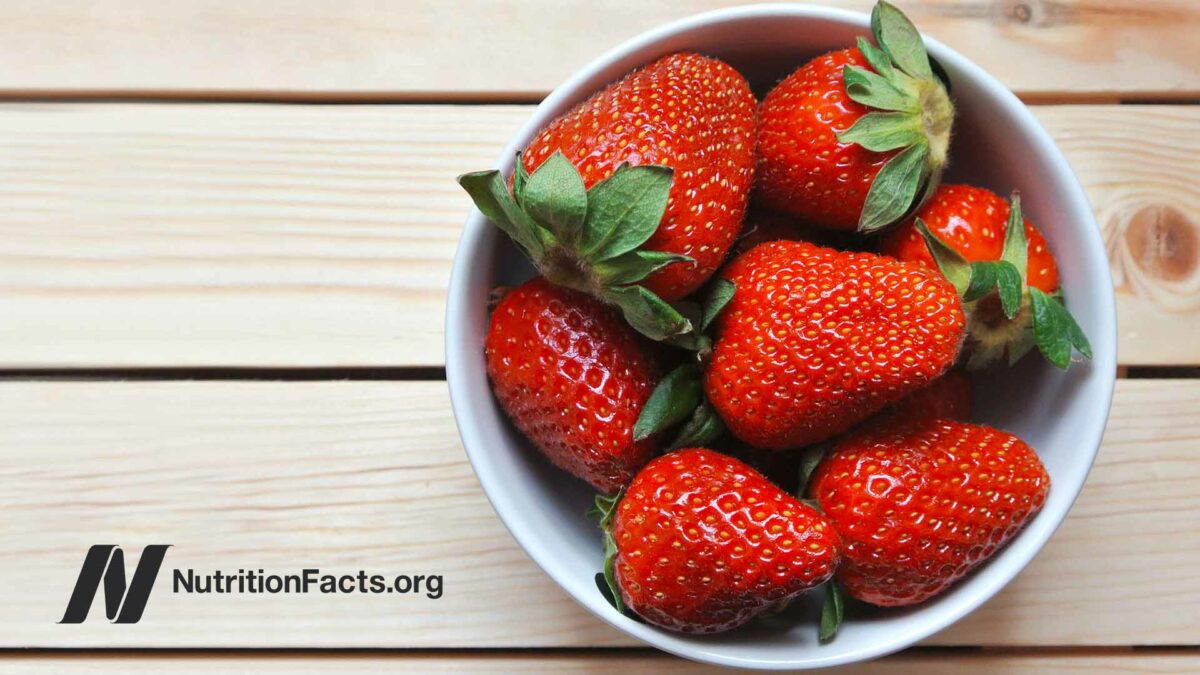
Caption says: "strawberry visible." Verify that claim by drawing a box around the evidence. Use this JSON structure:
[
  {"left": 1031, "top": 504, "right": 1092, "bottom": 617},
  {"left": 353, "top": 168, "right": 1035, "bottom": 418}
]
[
  {"left": 881, "top": 186, "right": 1092, "bottom": 369},
  {"left": 881, "top": 369, "right": 971, "bottom": 422},
  {"left": 486, "top": 278, "right": 661, "bottom": 493},
  {"left": 812, "top": 418, "right": 1049, "bottom": 610},
  {"left": 460, "top": 53, "right": 757, "bottom": 345},
  {"left": 595, "top": 448, "right": 840, "bottom": 633},
  {"left": 882, "top": 185, "right": 1059, "bottom": 293},
  {"left": 757, "top": 1, "right": 954, "bottom": 232},
  {"left": 704, "top": 240, "right": 965, "bottom": 449}
]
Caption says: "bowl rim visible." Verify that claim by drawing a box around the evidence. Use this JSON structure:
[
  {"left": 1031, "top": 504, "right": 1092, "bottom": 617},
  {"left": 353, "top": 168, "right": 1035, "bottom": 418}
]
[{"left": 446, "top": 3, "right": 1118, "bottom": 669}]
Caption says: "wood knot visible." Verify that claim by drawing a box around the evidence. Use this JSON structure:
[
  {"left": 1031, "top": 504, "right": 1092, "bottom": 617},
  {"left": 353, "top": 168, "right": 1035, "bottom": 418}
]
[
  {"left": 1125, "top": 205, "right": 1197, "bottom": 283},
  {"left": 1011, "top": 2, "right": 1034, "bottom": 23},
  {"left": 995, "top": 0, "right": 1060, "bottom": 27},
  {"left": 1108, "top": 204, "right": 1200, "bottom": 313}
]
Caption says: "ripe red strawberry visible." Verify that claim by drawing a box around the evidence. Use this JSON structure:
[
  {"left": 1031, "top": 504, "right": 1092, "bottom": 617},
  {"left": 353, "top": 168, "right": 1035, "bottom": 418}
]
[
  {"left": 486, "top": 277, "right": 661, "bottom": 493},
  {"left": 596, "top": 448, "right": 839, "bottom": 633},
  {"left": 812, "top": 418, "right": 1050, "bottom": 607},
  {"left": 461, "top": 53, "right": 757, "bottom": 345},
  {"left": 881, "top": 369, "right": 971, "bottom": 422},
  {"left": 705, "top": 240, "right": 965, "bottom": 449},
  {"left": 757, "top": 2, "right": 954, "bottom": 232},
  {"left": 882, "top": 184, "right": 1059, "bottom": 293},
  {"left": 880, "top": 185, "right": 1091, "bottom": 369}
]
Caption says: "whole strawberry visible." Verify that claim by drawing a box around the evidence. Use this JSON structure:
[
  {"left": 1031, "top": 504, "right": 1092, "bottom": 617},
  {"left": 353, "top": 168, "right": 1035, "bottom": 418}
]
[
  {"left": 881, "top": 185, "right": 1091, "bottom": 369},
  {"left": 461, "top": 53, "right": 757, "bottom": 345},
  {"left": 757, "top": 1, "right": 954, "bottom": 232},
  {"left": 486, "top": 278, "right": 660, "bottom": 493},
  {"left": 812, "top": 418, "right": 1050, "bottom": 608},
  {"left": 881, "top": 369, "right": 971, "bottom": 423},
  {"left": 597, "top": 448, "right": 839, "bottom": 633},
  {"left": 705, "top": 240, "right": 965, "bottom": 449}
]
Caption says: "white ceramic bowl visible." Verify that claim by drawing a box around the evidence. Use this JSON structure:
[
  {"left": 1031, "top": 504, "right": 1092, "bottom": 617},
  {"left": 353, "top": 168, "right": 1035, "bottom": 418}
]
[{"left": 446, "top": 4, "right": 1117, "bottom": 669}]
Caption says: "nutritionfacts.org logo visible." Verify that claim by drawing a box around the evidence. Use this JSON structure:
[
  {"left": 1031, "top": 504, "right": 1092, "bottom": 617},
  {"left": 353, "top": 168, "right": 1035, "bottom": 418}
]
[{"left": 60, "top": 545, "right": 443, "bottom": 624}]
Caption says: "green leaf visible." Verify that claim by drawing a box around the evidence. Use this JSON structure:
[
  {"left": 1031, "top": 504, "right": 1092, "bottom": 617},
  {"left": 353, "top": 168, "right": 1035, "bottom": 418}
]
[
  {"left": 856, "top": 35, "right": 896, "bottom": 81},
  {"left": 700, "top": 279, "right": 736, "bottom": 332},
  {"left": 993, "top": 261, "right": 1024, "bottom": 319},
  {"left": 580, "top": 164, "right": 673, "bottom": 262},
  {"left": 601, "top": 529, "right": 624, "bottom": 614},
  {"left": 668, "top": 401, "right": 726, "bottom": 450},
  {"left": 512, "top": 152, "right": 530, "bottom": 206},
  {"left": 963, "top": 261, "right": 1023, "bottom": 319},
  {"left": 1061, "top": 301, "right": 1093, "bottom": 360},
  {"left": 963, "top": 261, "right": 997, "bottom": 303},
  {"left": 871, "top": 0, "right": 933, "bottom": 80},
  {"left": 589, "top": 491, "right": 621, "bottom": 528},
  {"left": 1030, "top": 287, "right": 1093, "bottom": 369},
  {"left": 914, "top": 218, "right": 970, "bottom": 295},
  {"left": 842, "top": 65, "right": 917, "bottom": 113},
  {"left": 915, "top": 162, "right": 943, "bottom": 213},
  {"left": 607, "top": 285, "right": 693, "bottom": 343},
  {"left": 592, "top": 489, "right": 628, "bottom": 616},
  {"left": 633, "top": 365, "right": 702, "bottom": 441},
  {"left": 858, "top": 141, "right": 929, "bottom": 232},
  {"left": 594, "top": 250, "right": 693, "bottom": 287},
  {"left": 1000, "top": 192, "right": 1029, "bottom": 288},
  {"left": 522, "top": 151, "right": 588, "bottom": 242},
  {"left": 819, "top": 582, "right": 845, "bottom": 643},
  {"left": 594, "top": 489, "right": 626, "bottom": 615},
  {"left": 797, "top": 446, "right": 826, "bottom": 500},
  {"left": 837, "top": 111, "right": 923, "bottom": 152},
  {"left": 458, "top": 169, "right": 550, "bottom": 260}
]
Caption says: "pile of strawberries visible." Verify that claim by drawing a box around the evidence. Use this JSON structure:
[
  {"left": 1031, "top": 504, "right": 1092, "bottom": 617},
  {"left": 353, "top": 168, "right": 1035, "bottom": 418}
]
[{"left": 460, "top": 1, "right": 1089, "bottom": 640}]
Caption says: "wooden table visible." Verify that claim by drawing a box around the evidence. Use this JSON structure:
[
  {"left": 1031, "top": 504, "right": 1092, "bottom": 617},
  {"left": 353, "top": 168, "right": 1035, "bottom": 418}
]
[{"left": 1, "top": 1, "right": 1197, "bottom": 672}]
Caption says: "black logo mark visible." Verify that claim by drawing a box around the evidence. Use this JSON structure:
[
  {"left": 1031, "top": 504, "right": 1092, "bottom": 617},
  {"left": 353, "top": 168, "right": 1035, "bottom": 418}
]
[{"left": 60, "top": 545, "right": 171, "bottom": 624}]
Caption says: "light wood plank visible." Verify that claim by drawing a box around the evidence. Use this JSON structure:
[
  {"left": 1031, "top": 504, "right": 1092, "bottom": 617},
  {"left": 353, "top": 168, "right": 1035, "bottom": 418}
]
[
  {"left": 1039, "top": 108, "right": 1200, "bottom": 365},
  {"left": 0, "top": 104, "right": 530, "bottom": 368},
  {"left": 3, "top": 652, "right": 1198, "bottom": 674},
  {"left": 1, "top": 104, "right": 1196, "bottom": 367},
  {"left": 0, "top": 1, "right": 1196, "bottom": 99},
  {"left": 0, "top": 380, "right": 1194, "bottom": 647}
]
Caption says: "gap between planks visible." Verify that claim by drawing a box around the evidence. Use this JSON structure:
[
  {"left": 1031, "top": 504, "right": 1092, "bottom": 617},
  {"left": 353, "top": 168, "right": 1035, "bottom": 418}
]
[
  {"left": 0, "top": 648, "right": 1198, "bottom": 675},
  {"left": 0, "top": 650, "right": 1197, "bottom": 674},
  {"left": 0, "top": 0, "right": 1195, "bottom": 99}
]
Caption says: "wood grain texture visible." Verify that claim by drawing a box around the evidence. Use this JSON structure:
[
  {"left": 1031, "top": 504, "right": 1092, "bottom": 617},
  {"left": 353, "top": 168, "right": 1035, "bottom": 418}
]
[
  {"left": 0, "top": 103, "right": 530, "bottom": 368},
  {"left": 3, "top": 652, "right": 1199, "bottom": 673},
  {"left": 0, "top": 1, "right": 1195, "bottom": 99},
  {"left": 0, "top": 379, "right": 1194, "bottom": 648},
  {"left": 1, "top": 104, "right": 1195, "bottom": 367}
]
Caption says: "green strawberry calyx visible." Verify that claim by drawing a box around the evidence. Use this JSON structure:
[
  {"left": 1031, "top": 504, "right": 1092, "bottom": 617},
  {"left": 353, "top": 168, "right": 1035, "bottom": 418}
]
[
  {"left": 630, "top": 279, "right": 736, "bottom": 449},
  {"left": 838, "top": 0, "right": 955, "bottom": 232},
  {"left": 916, "top": 192, "right": 1093, "bottom": 370},
  {"left": 589, "top": 490, "right": 626, "bottom": 614},
  {"left": 819, "top": 581, "right": 845, "bottom": 643},
  {"left": 792, "top": 446, "right": 844, "bottom": 643},
  {"left": 458, "top": 151, "right": 704, "bottom": 347}
]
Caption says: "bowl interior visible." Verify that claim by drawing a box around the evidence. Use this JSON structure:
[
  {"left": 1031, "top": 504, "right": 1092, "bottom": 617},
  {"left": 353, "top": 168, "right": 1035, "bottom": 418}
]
[{"left": 446, "top": 5, "right": 1117, "bottom": 670}]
